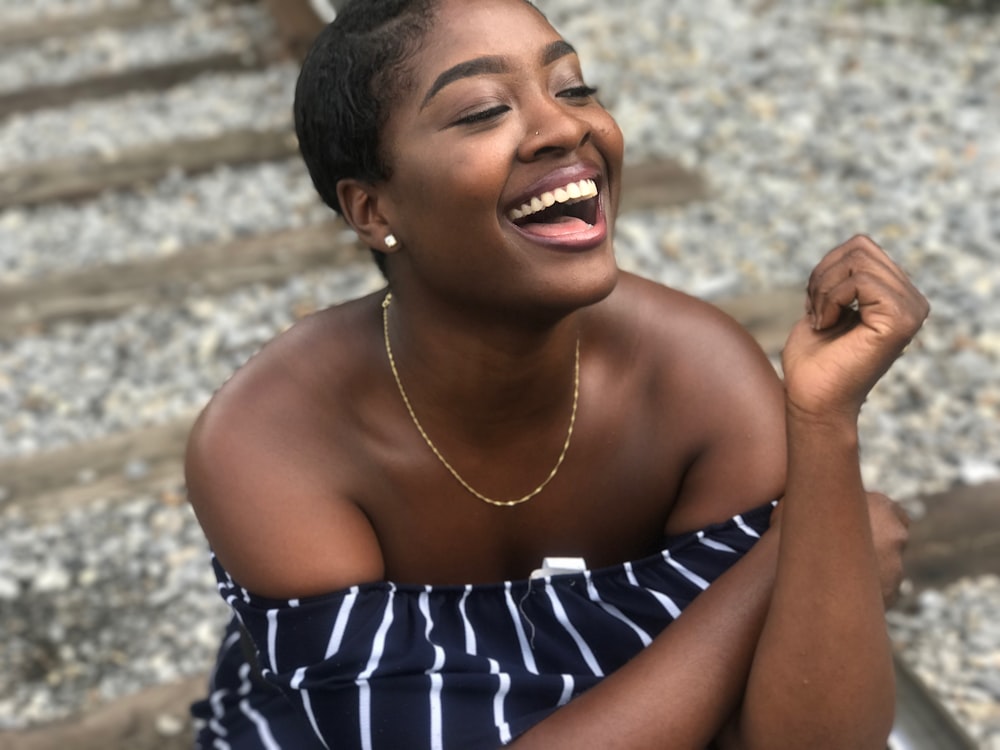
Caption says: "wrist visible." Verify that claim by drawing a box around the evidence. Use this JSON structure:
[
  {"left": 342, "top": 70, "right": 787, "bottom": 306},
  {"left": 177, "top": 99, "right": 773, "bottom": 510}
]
[{"left": 784, "top": 399, "right": 860, "bottom": 445}]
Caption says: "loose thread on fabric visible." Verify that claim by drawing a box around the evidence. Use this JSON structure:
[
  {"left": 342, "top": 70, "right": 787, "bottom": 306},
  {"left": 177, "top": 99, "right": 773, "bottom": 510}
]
[{"left": 518, "top": 579, "right": 539, "bottom": 649}]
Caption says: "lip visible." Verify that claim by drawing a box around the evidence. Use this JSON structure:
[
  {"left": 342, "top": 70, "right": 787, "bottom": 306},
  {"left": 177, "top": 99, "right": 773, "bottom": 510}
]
[
  {"left": 504, "top": 162, "right": 603, "bottom": 215},
  {"left": 502, "top": 162, "right": 610, "bottom": 251}
]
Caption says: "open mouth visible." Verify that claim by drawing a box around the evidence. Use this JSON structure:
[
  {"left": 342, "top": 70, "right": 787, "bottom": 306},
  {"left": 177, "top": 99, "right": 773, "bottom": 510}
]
[{"left": 507, "top": 178, "right": 599, "bottom": 230}]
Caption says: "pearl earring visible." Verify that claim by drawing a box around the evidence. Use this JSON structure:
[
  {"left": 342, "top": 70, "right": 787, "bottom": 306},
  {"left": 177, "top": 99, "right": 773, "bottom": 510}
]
[{"left": 384, "top": 234, "right": 398, "bottom": 249}]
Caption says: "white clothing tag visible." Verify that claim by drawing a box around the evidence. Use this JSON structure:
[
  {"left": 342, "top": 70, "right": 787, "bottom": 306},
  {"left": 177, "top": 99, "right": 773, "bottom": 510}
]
[{"left": 529, "top": 557, "right": 587, "bottom": 579}]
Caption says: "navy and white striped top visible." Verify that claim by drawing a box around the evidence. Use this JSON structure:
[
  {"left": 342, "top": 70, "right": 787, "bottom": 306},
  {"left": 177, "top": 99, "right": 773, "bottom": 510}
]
[{"left": 192, "top": 503, "right": 773, "bottom": 750}]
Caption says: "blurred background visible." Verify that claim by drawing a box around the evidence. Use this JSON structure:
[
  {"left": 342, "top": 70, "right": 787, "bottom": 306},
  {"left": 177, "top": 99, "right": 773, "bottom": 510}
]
[{"left": 0, "top": 0, "right": 997, "bottom": 747}]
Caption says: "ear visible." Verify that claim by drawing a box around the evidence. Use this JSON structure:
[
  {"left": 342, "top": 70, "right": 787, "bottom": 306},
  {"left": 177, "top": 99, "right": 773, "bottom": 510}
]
[{"left": 336, "top": 178, "right": 400, "bottom": 255}]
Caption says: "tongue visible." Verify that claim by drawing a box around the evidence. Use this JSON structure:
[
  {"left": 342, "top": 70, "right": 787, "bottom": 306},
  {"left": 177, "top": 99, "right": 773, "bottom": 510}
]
[{"left": 516, "top": 215, "right": 592, "bottom": 238}]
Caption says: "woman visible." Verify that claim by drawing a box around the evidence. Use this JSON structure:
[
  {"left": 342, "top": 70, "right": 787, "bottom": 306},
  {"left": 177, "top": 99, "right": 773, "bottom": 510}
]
[{"left": 187, "top": 0, "right": 928, "bottom": 747}]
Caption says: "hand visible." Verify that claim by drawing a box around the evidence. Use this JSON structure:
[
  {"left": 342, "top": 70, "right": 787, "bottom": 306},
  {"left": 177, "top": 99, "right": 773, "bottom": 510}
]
[
  {"left": 781, "top": 235, "right": 929, "bottom": 420},
  {"left": 768, "top": 491, "right": 909, "bottom": 607},
  {"left": 865, "top": 491, "right": 909, "bottom": 607}
]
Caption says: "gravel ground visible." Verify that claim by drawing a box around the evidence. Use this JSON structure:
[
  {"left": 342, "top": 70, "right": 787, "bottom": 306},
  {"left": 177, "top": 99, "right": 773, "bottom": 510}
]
[
  {"left": 0, "top": 0, "right": 218, "bottom": 26},
  {"left": 0, "top": 0, "right": 997, "bottom": 745},
  {"left": 0, "top": 64, "right": 297, "bottom": 168},
  {"left": 0, "top": 4, "right": 273, "bottom": 95},
  {"left": 0, "top": 160, "right": 329, "bottom": 283}
]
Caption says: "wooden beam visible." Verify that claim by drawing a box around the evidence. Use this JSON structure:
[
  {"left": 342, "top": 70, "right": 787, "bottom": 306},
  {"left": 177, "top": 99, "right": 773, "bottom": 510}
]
[
  {"left": 0, "top": 127, "right": 300, "bottom": 210},
  {"left": 0, "top": 417, "right": 194, "bottom": 521},
  {"left": 902, "top": 480, "right": 1000, "bottom": 593},
  {"left": 0, "top": 1, "right": 175, "bottom": 47},
  {"left": 260, "top": 0, "right": 328, "bottom": 60},
  {"left": 0, "top": 52, "right": 268, "bottom": 121},
  {"left": 0, "top": 221, "right": 360, "bottom": 337}
]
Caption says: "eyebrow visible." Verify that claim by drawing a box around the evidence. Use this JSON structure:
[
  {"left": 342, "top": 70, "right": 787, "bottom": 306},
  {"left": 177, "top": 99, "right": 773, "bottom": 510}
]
[{"left": 420, "top": 40, "right": 578, "bottom": 109}]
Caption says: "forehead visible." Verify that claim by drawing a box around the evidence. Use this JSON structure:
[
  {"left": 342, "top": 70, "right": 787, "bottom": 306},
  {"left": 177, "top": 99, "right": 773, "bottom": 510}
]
[{"left": 411, "top": 0, "right": 566, "bottom": 85}]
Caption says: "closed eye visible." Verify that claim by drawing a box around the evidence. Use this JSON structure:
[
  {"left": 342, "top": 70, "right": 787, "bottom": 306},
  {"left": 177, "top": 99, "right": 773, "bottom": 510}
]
[
  {"left": 558, "top": 85, "right": 599, "bottom": 100},
  {"left": 454, "top": 105, "right": 510, "bottom": 126}
]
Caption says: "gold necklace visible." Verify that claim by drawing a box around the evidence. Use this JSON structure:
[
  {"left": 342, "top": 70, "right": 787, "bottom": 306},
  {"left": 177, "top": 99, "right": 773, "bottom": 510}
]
[{"left": 381, "top": 291, "right": 579, "bottom": 508}]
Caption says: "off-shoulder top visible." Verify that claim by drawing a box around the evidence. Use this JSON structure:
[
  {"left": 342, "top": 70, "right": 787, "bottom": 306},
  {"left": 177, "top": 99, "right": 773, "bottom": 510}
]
[{"left": 191, "top": 502, "right": 774, "bottom": 750}]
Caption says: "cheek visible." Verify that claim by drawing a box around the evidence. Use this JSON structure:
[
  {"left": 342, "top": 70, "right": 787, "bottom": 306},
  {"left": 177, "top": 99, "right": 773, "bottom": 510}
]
[
  {"left": 410, "top": 145, "right": 510, "bottom": 219},
  {"left": 596, "top": 113, "right": 625, "bottom": 162}
]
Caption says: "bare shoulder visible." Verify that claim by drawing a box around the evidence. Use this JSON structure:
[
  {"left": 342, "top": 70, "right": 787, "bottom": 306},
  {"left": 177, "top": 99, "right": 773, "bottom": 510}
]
[
  {"left": 185, "top": 293, "right": 386, "bottom": 598},
  {"left": 597, "top": 272, "right": 788, "bottom": 532},
  {"left": 597, "top": 272, "right": 781, "bottom": 396}
]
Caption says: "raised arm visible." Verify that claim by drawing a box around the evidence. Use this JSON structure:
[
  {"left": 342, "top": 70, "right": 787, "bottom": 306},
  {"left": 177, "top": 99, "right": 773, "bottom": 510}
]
[
  {"left": 734, "top": 235, "right": 928, "bottom": 748},
  {"left": 514, "top": 237, "right": 926, "bottom": 749}
]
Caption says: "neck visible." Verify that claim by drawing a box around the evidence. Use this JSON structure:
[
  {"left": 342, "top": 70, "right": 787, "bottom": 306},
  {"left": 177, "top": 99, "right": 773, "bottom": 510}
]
[{"left": 381, "top": 290, "right": 582, "bottom": 435}]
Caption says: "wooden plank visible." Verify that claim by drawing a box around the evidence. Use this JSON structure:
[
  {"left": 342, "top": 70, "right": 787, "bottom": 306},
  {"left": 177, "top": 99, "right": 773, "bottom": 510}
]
[
  {"left": 0, "top": 52, "right": 268, "bottom": 121},
  {"left": 0, "top": 127, "right": 300, "bottom": 210},
  {"left": 260, "top": 0, "right": 328, "bottom": 60},
  {"left": 0, "top": 417, "right": 194, "bottom": 521},
  {"left": 891, "top": 654, "right": 979, "bottom": 749},
  {"left": 0, "top": 158, "right": 708, "bottom": 336},
  {"left": 0, "top": 221, "right": 361, "bottom": 337},
  {"left": 618, "top": 158, "right": 710, "bottom": 213},
  {"left": 0, "top": 1, "right": 175, "bottom": 47},
  {"left": 0, "top": 675, "right": 205, "bottom": 750},
  {"left": 902, "top": 480, "right": 1000, "bottom": 593}
]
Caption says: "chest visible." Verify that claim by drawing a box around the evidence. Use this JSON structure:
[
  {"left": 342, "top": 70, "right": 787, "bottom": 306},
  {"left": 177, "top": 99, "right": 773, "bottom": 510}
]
[{"left": 361, "top": 427, "right": 689, "bottom": 585}]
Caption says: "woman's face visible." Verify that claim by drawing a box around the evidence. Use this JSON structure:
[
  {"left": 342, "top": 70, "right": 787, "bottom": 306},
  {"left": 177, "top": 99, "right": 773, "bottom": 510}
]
[{"left": 376, "top": 0, "right": 625, "bottom": 317}]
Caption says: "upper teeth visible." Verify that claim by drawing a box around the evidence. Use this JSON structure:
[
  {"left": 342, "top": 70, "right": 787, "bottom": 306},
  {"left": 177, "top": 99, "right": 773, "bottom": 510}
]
[{"left": 508, "top": 179, "right": 598, "bottom": 221}]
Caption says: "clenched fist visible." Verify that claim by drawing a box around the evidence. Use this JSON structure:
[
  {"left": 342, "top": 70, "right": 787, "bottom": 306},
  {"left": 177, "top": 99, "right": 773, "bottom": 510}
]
[{"left": 781, "top": 235, "right": 930, "bottom": 421}]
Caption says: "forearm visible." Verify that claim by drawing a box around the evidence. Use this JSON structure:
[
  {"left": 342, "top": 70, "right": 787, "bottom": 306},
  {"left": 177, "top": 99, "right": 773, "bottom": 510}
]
[
  {"left": 513, "top": 531, "right": 779, "bottom": 749},
  {"left": 737, "top": 408, "right": 894, "bottom": 749}
]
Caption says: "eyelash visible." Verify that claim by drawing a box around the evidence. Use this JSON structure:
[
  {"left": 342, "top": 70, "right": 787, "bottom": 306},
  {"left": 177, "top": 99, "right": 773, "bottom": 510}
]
[
  {"left": 558, "top": 85, "right": 599, "bottom": 100},
  {"left": 455, "top": 105, "right": 510, "bottom": 126},
  {"left": 454, "top": 85, "right": 599, "bottom": 127}
]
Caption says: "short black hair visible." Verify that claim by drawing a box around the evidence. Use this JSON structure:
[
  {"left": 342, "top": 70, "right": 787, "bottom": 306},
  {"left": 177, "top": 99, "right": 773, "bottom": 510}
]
[
  {"left": 294, "top": 0, "right": 437, "bottom": 275},
  {"left": 294, "top": 0, "right": 547, "bottom": 276}
]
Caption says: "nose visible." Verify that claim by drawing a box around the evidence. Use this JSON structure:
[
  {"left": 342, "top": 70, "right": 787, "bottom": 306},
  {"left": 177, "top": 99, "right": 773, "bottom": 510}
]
[{"left": 518, "top": 94, "right": 592, "bottom": 160}]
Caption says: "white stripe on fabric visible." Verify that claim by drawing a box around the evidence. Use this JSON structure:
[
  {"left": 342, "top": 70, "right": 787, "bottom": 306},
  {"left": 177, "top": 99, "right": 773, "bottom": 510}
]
[
  {"left": 489, "top": 658, "right": 512, "bottom": 745},
  {"left": 212, "top": 739, "right": 231, "bottom": 750},
  {"left": 503, "top": 582, "right": 539, "bottom": 675},
  {"left": 207, "top": 687, "right": 230, "bottom": 738},
  {"left": 557, "top": 674, "right": 575, "bottom": 707},
  {"left": 237, "top": 663, "right": 253, "bottom": 697},
  {"left": 420, "top": 587, "right": 447, "bottom": 750},
  {"left": 357, "top": 585, "right": 396, "bottom": 750},
  {"left": 584, "top": 571, "right": 653, "bottom": 647},
  {"left": 238, "top": 699, "right": 281, "bottom": 750},
  {"left": 624, "top": 562, "right": 640, "bottom": 587},
  {"left": 419, "top": 587, "right": 447, "bottom": 673},
  {"left": 325, "top": 586, "right": 359, "bottom": 659},
  {"left": 544, "top": 580, "right": 604, "bottom": 676},
  {"left": 696, "top": 530, "right": 737, "bottom": 553},
  {"left": 298, "top": 682, "right": 332, "bottom": 750},
  {"left": 647, "top": 588, "right": 682, "bottom": 619},
  {"left": 734, "top": 514, "right": 761, "bottom": 539},
  {"left": 209, "top": 718, "right": 229, "bottom": 738},
  {"left": 626, "top": 562, "right": 681, "bottom": 617},
  {"left": 429, "top": 673, "right": 444, "bottom": 750},
  {"left": 266, "top": 609, "right": 279, "bottom": 672},
  {"left": 459, "top": 584, "right": 477, "bottom": 655},
  {"left": 662, "top": 551, "right": 711, "bottom": 590}
]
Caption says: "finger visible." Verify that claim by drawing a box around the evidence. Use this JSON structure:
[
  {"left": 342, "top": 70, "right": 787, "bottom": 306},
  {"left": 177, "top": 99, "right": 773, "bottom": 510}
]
[
  {"left": 811, "top": 271, "right": 918, "bottom": 337},
  {"left": 808, "top": 235, "right": 910, "bottom": 290},
  {"left": 805, "top": 236, "right": 923, "bottom": 325},
  {"left": 807, "top": 241, "right": 912, "bottom": 315},
  {"left": 892, "top": 501, "right": 912, "bottom": 530}
]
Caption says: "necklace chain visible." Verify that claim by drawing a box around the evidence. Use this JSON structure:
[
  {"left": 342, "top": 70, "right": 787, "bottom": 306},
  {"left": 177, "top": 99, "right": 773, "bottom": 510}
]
[{"left": 381, "top": 292, "right": 579, "bottom": 508}]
